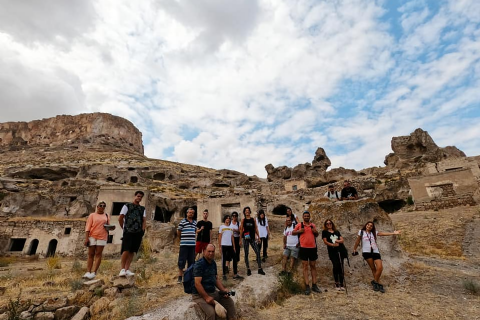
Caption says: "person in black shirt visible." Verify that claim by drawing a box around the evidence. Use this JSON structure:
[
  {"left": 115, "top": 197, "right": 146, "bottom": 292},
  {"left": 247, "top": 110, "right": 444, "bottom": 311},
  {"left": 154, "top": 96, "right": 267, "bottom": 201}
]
[
  {"left": 196, "top": 209, "right": 213, "bottom": 259},
  {"left": 341, "top": 180, "right": 358, "bottom": 200},
  {"left": 321, "top": 219, "right": 346, "bottom": 291},
  {"left": 192, "top": 244, "right": 236, "bottom": 320},
  {"left": 239, "top": 206, "right": 265, "bottom": 276}
]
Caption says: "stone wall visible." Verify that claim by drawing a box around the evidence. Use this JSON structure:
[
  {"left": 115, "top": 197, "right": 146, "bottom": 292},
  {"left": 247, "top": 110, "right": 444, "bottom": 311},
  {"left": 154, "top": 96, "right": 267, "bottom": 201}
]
[
  {"left": 0, "top": 219, "right": 85, "bottom": 257},
  {"left": 0, "top": 113, "right": 144, "bottom": 154}
]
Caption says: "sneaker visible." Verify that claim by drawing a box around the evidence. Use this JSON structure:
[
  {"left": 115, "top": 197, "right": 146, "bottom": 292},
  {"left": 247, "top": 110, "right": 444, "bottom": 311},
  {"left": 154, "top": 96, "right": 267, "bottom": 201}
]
[
  {"left": 177, "top": 276, "right": 182, "bottom": 284},
  {"left": 312, "top": 284, "right": 321, "bottom": 293},
  {"left": 378, "top": 283, "right": 385, "bottom": 293},
  {"left": 125, "top": 270, "right": 135, "bottom": 277},
  {"left": 247, "top": 269, "right": 252, "bottom": 276},
  {"left": 335, "top": 283, "right": 341, "bottom": 291},
  {"left": 340, "top": 286, "right": 346, "bottom": 291},
  {"left": 305, "top": 285, "right": 311, "bottom": 295},
  {"left": 83, "top": 272, "right": 91, "bottom": 279},
  {"left": 119, "top": 269, "right": 126, "bottom": 277},
  {"left": 262, "top": 257, "right": 266, "bottom": 263},
  {"left": 258, "top": 268, "right": 265, "bottom": 275},
  {"left": 87, "top": 272, "right": 96, "bottom": 280},
  {"left": 371, "top": 280, "right": 379, "bottom": 291},
  {"left": 233, "top": 274, "right": 244, "bottom": 280}
]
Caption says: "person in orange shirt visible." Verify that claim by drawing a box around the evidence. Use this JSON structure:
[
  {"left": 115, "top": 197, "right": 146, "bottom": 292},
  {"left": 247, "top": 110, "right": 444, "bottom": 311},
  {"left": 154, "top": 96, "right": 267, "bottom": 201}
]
[
  {"left": 84, "top": 201, "right": 114, "bottom": 279},
  {"left": 293, "top": 211, "right": 321, "bottom": 295}
]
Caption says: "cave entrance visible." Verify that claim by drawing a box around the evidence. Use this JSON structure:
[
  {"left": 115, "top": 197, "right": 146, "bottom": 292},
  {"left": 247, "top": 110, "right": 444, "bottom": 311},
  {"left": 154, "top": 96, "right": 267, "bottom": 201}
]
[
  {"left": 181, "top": 206, "right": 198, "bottom": 221},
  {"left": 154, "top": 206, "right": 175, "bottom": 223},
  {"left": 46, "top": 239, "right": 58, "bottom": 257},
  {"left": 378, "top": 200, "right": 406, "bottom": 213},
  {"left": 28, "top": 239, "right": 39, "bottom": 255},
  {"left": 9, "top": 238, "right": 26, "bottom": 252},
  {"left": 221, "top": 203, "right": 241, "bottom": 220},
  {"left": 272, "top": 204, "right": 288, "bottom": 216}
]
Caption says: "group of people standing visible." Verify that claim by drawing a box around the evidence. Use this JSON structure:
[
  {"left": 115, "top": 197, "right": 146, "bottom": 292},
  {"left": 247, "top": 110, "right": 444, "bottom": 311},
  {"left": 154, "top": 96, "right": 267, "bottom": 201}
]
[
  {"left": 177, "top": 206, "right": 271, "bottom": 284},
  {"left": 281, "top": 209, "right": 401, "bottom": 295}
]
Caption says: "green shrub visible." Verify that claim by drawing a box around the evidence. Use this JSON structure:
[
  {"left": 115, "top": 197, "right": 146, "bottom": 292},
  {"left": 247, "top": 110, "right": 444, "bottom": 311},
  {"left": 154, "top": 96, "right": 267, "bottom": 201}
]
[
  {"left": 463, "top": 279, "right": 479, "bottom": 295},
  {"left": 406, "top": 196, "right": 414, "bottom": 205},
  {"left": 69, "top": 279, "right": 83, "bottom": 292},
  {"left": 71, "top": 260, "right": 83, "bottom": 273}
]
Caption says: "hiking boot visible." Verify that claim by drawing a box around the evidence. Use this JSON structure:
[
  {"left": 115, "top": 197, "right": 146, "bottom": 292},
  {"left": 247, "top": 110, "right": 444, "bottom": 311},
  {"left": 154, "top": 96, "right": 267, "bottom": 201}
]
[
  {"left": 119, "top": 269, "right": 126, "bottom": 277},
  {"left": 371, "top": 280, "right": 379, "bottom": 291},
  {"left": 223, "top": 275, "right": 227, "bottom": 281},
  {"left": 378, "top": 283, "right": 385, "bottom": 293},
  {"left": 247, "top": 269, "right": 252, "bottom": 276},
  {"left": 262, "top": 257, "right": 266, "bottom": 262},
  {"left": 312, "top": 284, "right": 321, "bottom": 293},
  {"left": 258, "top": 268, "right": 265, "bottom": 275},
  {"left": 177, "top": 276, "right": 182, "bottom": 284},
  {"left": 304, "top": 285, "right": 311, "bottom": 295},
  {"left": 233, "top": 274, "right": 244, "bottom": 280}
]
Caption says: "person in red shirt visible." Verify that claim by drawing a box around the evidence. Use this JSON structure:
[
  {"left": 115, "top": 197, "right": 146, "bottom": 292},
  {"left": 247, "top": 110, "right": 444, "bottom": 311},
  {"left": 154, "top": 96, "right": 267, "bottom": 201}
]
[
  {"left": 84, "top": 201, "right": 115, "bottom": 279},
  {"left": 293, "top": 211, "right": 321, "bottom": 295}
]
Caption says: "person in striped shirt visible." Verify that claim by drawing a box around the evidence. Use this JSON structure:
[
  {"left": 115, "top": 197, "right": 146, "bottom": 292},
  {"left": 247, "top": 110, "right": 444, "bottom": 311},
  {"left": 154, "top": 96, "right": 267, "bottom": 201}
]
[{"left": 177, "top": 207, "right": 197, "bottom": 283}]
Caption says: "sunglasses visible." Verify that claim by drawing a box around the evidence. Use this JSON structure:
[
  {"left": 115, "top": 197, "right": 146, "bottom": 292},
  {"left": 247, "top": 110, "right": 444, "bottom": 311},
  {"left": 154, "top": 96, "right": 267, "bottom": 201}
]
[
  {"left": 326, "top": 222, "right": 332, "bottom": 225},
  {"left": 98, "top": 204, "right": 106, "bottom": 208}
]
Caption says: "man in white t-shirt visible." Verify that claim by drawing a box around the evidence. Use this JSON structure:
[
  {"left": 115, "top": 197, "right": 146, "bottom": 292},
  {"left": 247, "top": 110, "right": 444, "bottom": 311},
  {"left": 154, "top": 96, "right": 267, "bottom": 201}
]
[
  {"left": 324, "top": 185, "right": 341, "bottom": 201},
  {"left": 280, "top": 217, "right": 299, "bottom": 275}
]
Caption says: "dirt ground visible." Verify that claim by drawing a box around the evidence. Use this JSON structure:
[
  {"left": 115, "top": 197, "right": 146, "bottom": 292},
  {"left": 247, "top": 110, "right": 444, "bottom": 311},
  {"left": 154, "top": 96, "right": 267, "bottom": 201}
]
[{"left": 1, "top": 206, "right": 480, "bottom": 319}]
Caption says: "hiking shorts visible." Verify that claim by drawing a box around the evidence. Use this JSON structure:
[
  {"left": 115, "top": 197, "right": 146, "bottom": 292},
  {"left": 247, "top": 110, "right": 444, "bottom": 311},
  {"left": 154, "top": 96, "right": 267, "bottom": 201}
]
[
  {"left": 283, "top": 246, "right": 299, "bottom": 259},
  {"left": 88, "top": 237, "right": 107, "bottom": 247},
  {"left": 178, "top": 246, "right": 196, "bottom": 270},
  {"left": 362, "top": 252, "right": 381, "bottom": 261},
  {"left": 121, "top": 232, "right": 143, "bottom": 253},
  {"left": 299, "top": 247, "right": 318, "bottom": 261},
  {"left": 195, "top": 241, "right": 209, "bottom": 254}
]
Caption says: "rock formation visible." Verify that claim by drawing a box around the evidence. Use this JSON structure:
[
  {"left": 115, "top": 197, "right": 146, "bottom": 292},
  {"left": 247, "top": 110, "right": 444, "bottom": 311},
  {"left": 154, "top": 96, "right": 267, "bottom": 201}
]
[
  {"left": 0, "top": 113, "right": 144, "bottom": 154},
  {"left": 384, "top": 128, "right": 465, "bottom": 168}
]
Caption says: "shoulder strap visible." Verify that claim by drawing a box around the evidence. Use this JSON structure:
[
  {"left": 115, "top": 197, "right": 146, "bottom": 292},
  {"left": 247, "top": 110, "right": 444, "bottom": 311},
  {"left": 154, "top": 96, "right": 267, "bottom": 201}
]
[
  {"left": 335, "top": 191, "right": 340, "bottom": 200},
  {"left": 105, "top": 213, "right": 109, "bottom": 224}
]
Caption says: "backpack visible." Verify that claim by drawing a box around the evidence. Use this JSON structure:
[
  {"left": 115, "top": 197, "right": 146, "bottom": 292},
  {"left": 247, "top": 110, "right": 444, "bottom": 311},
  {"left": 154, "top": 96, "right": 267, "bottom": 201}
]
[
  {"left": 183, "top": 261, "right": 196, "bottom": 294},
  {"left": 124, "top": 203, "right": 144, "bottom": 233}
]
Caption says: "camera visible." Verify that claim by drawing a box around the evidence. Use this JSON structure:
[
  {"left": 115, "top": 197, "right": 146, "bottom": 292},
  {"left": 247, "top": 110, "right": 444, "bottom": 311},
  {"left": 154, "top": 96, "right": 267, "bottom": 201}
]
[
  {"left": 219, "top": 290, "right": 236, "bottom": 296},
  {"left": 352, "top": 251, "right": 359, "bottom": 256}
]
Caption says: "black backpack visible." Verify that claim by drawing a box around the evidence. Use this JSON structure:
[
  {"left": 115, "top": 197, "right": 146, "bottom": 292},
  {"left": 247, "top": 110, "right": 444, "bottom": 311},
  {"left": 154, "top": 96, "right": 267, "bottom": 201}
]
[
  {"left": 124, "top": 203, "right": 144, "bottom": 233},
  {"left": 183, "top": 261, "right": 196, "bottom": 294}
]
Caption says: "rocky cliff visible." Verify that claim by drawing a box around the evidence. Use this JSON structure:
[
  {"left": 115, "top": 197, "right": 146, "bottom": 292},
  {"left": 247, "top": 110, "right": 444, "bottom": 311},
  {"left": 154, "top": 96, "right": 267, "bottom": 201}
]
[{"left": 0, "top": 113, "right": 144, "bottom": 154}]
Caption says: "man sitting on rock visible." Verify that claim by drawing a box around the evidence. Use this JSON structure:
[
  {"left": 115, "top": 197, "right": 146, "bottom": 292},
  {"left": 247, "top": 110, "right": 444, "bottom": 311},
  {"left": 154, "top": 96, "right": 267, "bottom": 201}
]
[
  {"left": 341, "top": 180, "right": 358, "bottom": 200},
  {"left": 324, "top": 185, "right": 341, "bottom": 201},
  {"left": 192, "top": 244, "right": 236, "bottom": 320}
]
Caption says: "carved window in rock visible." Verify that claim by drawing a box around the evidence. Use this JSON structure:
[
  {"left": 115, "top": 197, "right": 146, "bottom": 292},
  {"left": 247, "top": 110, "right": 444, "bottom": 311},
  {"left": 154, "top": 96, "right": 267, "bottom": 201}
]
[
  {"left": 154, "top": 206, "right": 174, "bottom": 223},
  {"left": 112, "top": 202, "right": 128, "bottom": 216},
  {"left": 426, "top": 183, "right": 455, "bottom": 199},
  {"left": 64, "top": 227, "right": 72, "bottom": 235},
  {"left": 9, "top": 238, "right": 27, "bottom": 251},
  {"left": 221, "top": 203, "right": 241, "bottom": 220}
]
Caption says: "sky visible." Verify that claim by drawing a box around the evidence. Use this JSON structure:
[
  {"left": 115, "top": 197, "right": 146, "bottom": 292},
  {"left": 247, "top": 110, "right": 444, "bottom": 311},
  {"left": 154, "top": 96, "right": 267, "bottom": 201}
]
[{"left": 0, "top": 0, "right": 479, "bottom": 177}]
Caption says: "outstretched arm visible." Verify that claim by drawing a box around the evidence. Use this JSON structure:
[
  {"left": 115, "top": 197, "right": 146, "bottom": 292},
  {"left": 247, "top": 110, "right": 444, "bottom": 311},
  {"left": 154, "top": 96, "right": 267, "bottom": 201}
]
[{"left": 378, "top": 230, "right": 401, "bottom": 236}]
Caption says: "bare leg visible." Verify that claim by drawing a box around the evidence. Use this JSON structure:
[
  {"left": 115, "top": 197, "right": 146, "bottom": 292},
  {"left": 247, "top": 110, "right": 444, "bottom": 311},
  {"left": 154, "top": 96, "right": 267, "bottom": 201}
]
[
  {"left": 121, "top": 251, "right": 130, "bottom": 270},
  {"left": 93, "top": 246, "right": 105, "bottom": 273},
  {"left": 289, "top": 258, "right": 295, "bottom": 272},
  {"left": 125, "top": 252, "right": 135, "bottom": 270},
  {"left": 87, "top": 246, "right": 96, "bottom": 272},
  {"left": 302, "top": 260, "right": 310, "bottom": 286},
  {"left": 309, "top": 261, "right": 317, "bottom": 284},
  {"left": 365, "top": 258, "right": 377, "bottom": 279},
  {"left": 373, "top": 259, "right": 383, "bottom": 283},
  {"left": 282, "top": 255, "right": 287, "bottom": 271}
]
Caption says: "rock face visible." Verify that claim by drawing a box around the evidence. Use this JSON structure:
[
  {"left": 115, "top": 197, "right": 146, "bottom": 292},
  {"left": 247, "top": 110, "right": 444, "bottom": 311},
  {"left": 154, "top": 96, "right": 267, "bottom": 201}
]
[
  {"left": 266, "top": 147, "right": 331, "bottom": 182},
  {"left": 0, "top": 113, "right": 143, "bottom": 154},
  {"left": 384, "top": 128, "right": 465, "bottom": 168}
]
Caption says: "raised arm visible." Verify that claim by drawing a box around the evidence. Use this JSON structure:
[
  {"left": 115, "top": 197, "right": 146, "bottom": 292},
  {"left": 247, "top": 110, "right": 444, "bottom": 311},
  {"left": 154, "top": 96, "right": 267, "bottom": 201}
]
[{"left": 378, "top": 230, "right": 401, "bottom": 236}]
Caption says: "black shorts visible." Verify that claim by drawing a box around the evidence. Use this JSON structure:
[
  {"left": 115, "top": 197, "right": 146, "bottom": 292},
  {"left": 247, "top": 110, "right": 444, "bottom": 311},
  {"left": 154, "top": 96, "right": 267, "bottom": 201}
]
[
  {"left": 362, "top": 252, "right": 382, "bottom": 261},
  {"left": 178, "top": 246, "right": 196, "bottom": 270},
  {"left": 121, "top": 232, "right": 144, "bottom": 253},
  {"left": 299, "top": 247, "right": 318, "bottom": 261}
]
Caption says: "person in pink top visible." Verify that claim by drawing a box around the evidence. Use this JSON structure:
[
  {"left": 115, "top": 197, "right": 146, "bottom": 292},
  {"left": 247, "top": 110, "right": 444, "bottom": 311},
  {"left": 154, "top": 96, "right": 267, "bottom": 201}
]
[{"left": 83, "top": 201, "right": 115, "bottom": 279}]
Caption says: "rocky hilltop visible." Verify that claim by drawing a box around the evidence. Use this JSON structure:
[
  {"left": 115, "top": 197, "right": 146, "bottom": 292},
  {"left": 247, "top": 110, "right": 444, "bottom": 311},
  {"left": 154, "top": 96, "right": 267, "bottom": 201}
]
[{"left": 0, "top": 113, "right": 143, "bottom": 154}]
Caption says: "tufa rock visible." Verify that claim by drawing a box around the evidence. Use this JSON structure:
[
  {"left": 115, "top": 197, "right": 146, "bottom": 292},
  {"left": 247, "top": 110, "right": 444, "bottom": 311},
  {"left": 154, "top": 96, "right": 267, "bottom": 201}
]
[
  {"left": 71, "top": 307, "right": 89, "bottom": 320},
  {"left": 20, "top": 311, "right": 32, "bottom": 320},
  {"left": 89, "top": 297, "right": 111, "bottom": 315},
  {"left": 112, "top": 275, "right": 136, "bottom": 289},
  {"left": 54, "top": 306, "right": 79, "bottom": 320},
  {"left": 34, "top": 312, "right": 55, "bottom": 320},
  {"left": 33, "top": 298, "right": 67, "bottom": 313}
]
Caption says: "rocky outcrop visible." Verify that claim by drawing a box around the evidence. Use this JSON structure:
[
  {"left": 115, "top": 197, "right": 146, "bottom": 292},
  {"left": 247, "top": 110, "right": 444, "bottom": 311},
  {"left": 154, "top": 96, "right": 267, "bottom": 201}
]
[
  {"left": 266, "top": 147, "right": 331, "bottom": 182},
  {"left": 0, "top": 113, "right": 144, "bottom": 154},
  {"left": 384, "top": 128, "right": 465, "bottom": 169}
]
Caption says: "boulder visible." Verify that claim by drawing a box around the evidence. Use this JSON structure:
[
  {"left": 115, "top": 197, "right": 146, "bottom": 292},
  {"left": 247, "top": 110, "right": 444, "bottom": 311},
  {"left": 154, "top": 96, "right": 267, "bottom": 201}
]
[
  {"left": 20, "top": 311, "right": 32, "bottom": 320},
  {"left": 54, "top": 306, "right": 79, "bottom": 320},
  {"left": 147, "top": 222, "right": 177, "bottom": 251},
  {"left": 84, "top": 279, "right": 104, "bottom": 291},
  {"left": 311, "top": 147, "right": 331, "bottom": 171},
  {"left": 104, "top": 287, "right": 119, "bottom": 298},
  {"left": 34, "top": 312, "right": 55, "bottom": 320},
  {"left": 71, "top": 307, "right": 89, "bottom": 320},
  {"left": 0, "top": 313, "right": 7, "bottom": 320},
  {"left": 33, "top": 298, "right": 67, "bottom": 313},
  {"left": 90, "top": 297, "right": 110, "bottom": 315},
  {"left": 112, "top": 276, "right": 136, "bottom": 289}
]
